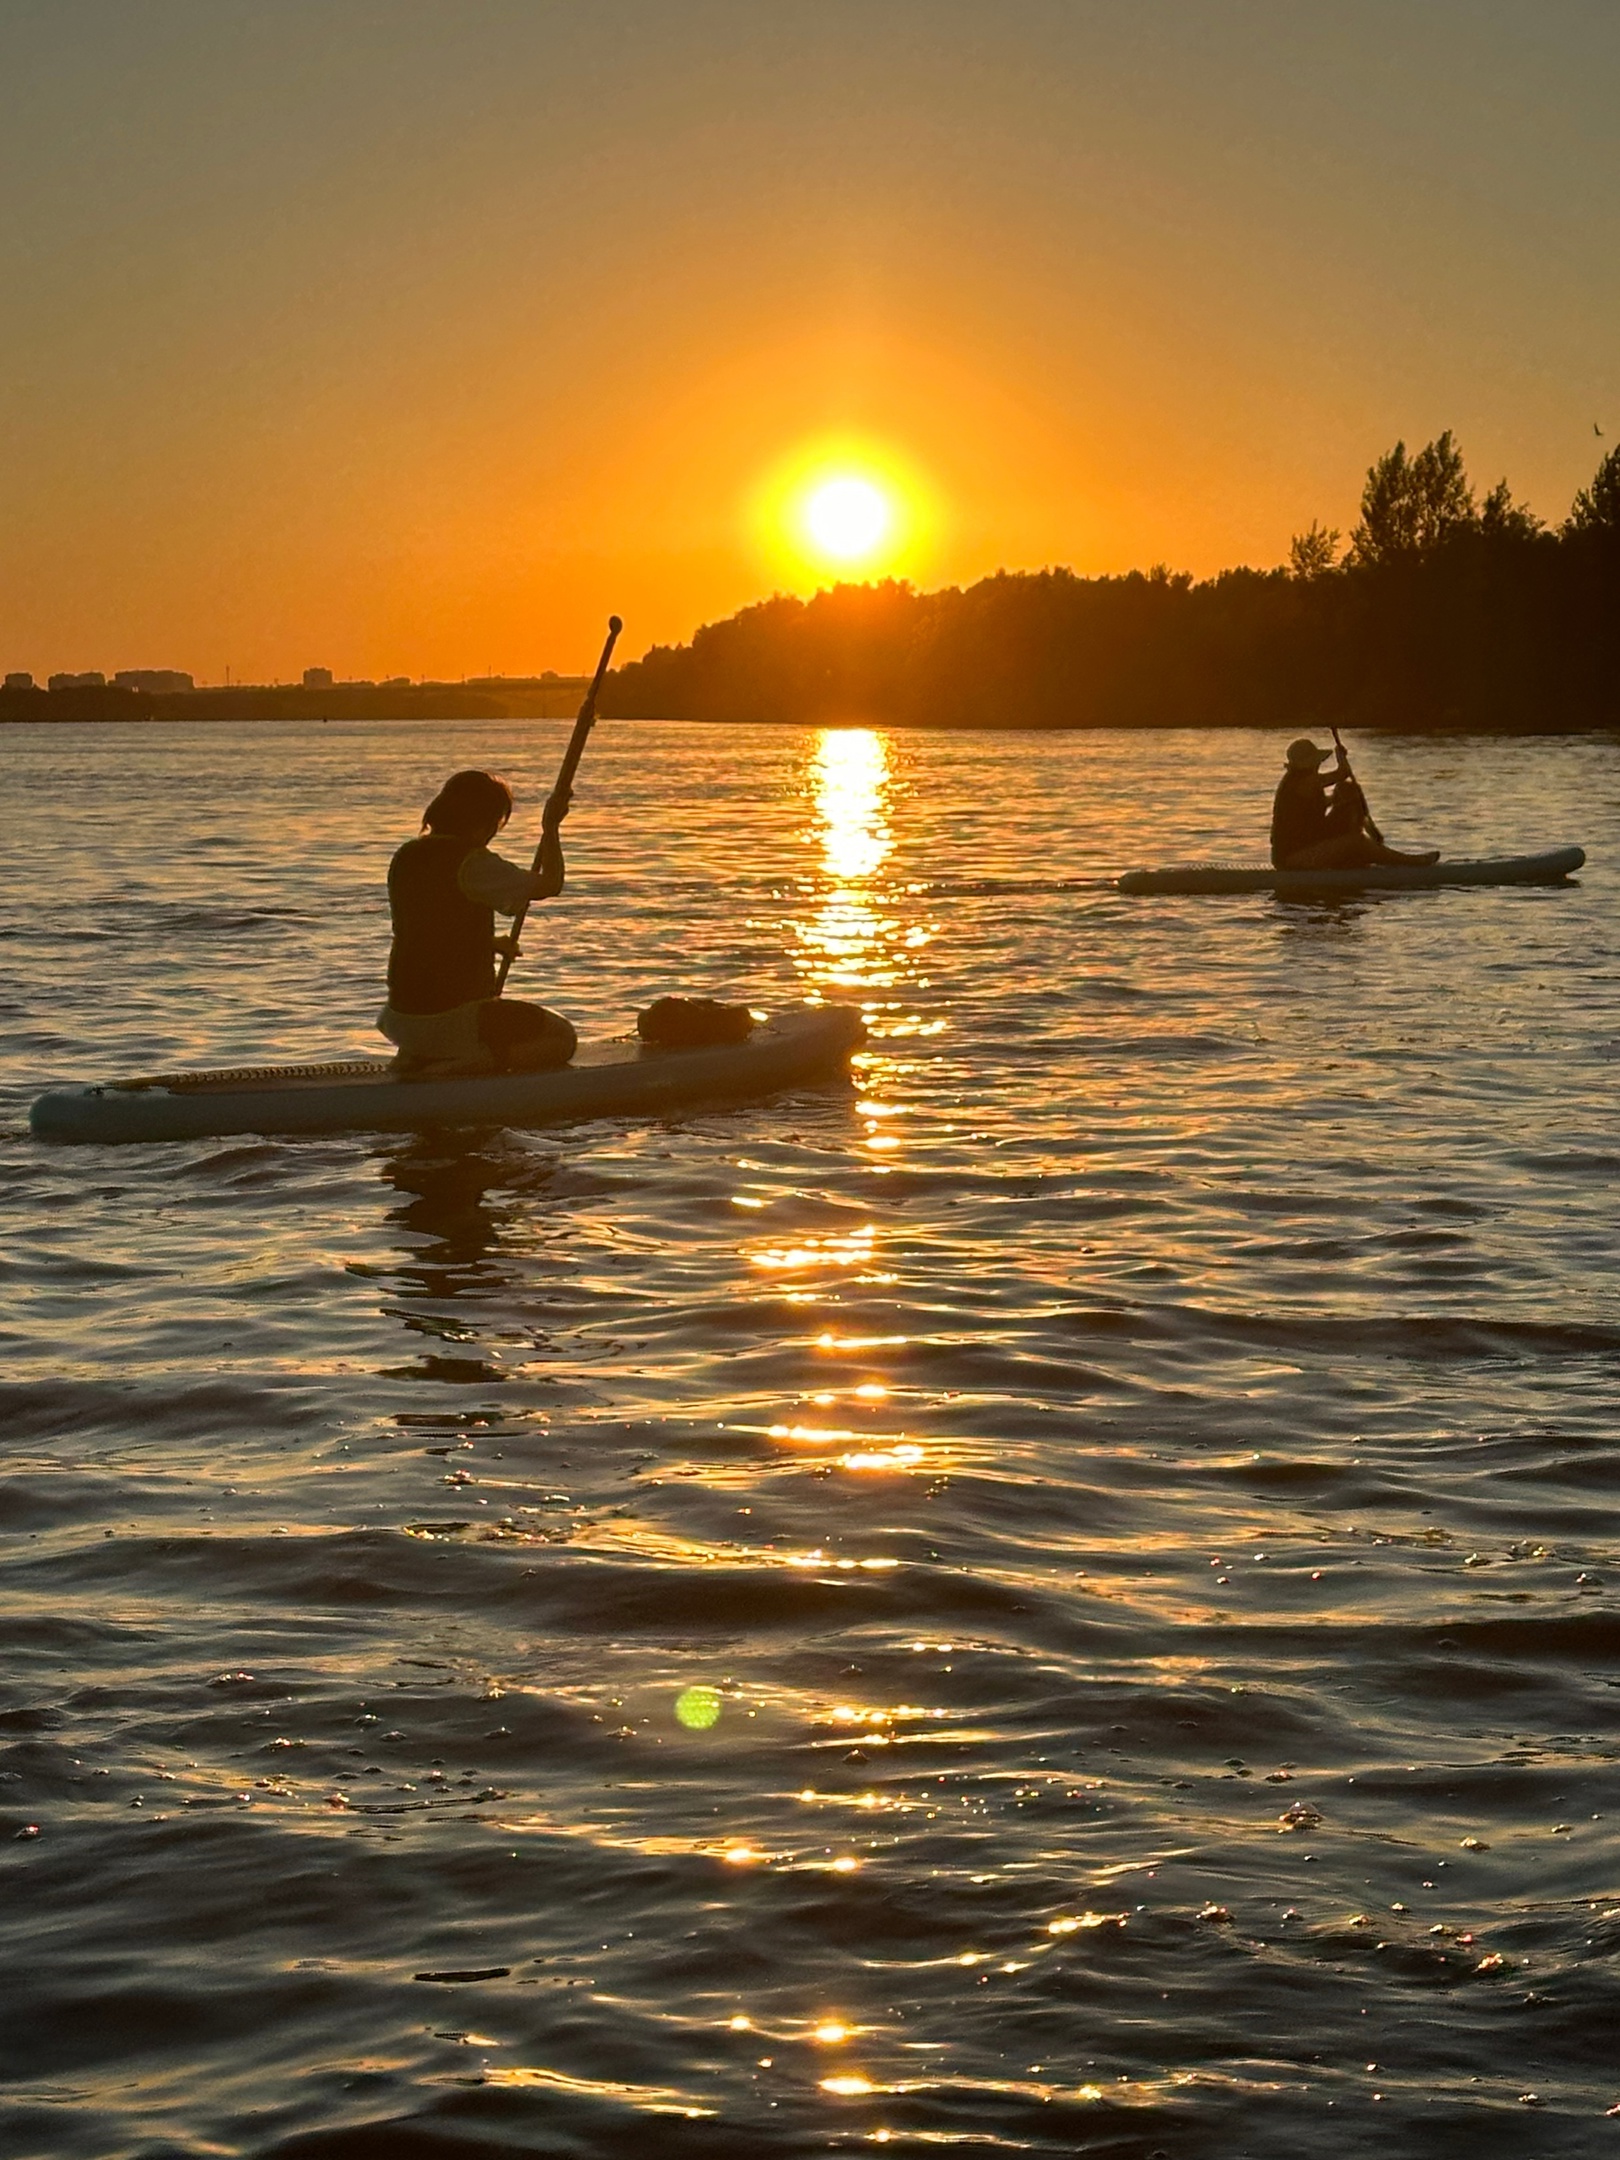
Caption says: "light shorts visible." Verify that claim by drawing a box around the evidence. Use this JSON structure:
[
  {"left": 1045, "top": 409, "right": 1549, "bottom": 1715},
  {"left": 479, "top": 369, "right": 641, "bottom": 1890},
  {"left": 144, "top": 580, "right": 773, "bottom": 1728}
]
[{"left": 376, "top": 1000, "right": 497, "bottom": 1071}]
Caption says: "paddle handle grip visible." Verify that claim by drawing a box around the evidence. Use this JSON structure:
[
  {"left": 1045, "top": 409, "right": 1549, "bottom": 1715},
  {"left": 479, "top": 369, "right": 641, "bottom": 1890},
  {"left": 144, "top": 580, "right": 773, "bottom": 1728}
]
[{"left": 543, "top": 614, "right": 623, "bottom": 829}]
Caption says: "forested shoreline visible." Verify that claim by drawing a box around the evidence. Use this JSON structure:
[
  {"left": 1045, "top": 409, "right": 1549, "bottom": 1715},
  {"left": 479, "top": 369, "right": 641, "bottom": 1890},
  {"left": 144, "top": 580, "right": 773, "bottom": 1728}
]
[
  {"left": 9, "top": 436, "right": 1616, "bottom": 735},
  {"left": 603, "top": 436, "right": 1620, "bottom": 731}
]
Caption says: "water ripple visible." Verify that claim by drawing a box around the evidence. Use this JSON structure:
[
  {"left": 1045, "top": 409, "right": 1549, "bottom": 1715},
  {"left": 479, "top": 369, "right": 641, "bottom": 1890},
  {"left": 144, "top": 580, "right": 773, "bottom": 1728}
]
[{"left": 2, "top": 720, "right": 1617, "bottom": 2156}]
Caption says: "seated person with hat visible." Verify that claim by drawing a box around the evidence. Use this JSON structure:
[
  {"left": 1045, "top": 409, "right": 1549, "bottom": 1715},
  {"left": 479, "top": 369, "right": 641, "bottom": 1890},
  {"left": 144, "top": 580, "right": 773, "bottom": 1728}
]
[{"left": 1271, "top": 737, "right": 1440, "bottom": 872}]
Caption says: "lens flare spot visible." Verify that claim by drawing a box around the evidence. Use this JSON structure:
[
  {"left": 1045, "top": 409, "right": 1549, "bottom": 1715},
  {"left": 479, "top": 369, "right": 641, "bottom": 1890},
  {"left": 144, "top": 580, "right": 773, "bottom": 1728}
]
[{"left": 675, "top": 1686, "right": 722, "bottom": 1731}]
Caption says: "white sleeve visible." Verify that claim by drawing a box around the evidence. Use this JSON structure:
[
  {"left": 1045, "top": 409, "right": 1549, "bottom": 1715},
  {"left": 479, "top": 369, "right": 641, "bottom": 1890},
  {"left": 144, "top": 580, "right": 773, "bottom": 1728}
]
[{"left": 457, "top": 847, "right": 539, "bottom": 916}]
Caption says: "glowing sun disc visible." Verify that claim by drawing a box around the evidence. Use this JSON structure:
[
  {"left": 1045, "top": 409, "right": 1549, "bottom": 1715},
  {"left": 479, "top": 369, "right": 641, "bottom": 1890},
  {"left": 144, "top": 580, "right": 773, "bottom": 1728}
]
[{"left": 804, "top": 477, "right": 891, "bottom": 562}]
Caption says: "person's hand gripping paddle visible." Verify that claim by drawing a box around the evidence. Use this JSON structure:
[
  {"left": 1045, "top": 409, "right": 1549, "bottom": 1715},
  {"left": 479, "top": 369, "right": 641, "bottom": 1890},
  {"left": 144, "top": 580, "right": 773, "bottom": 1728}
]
[
  {"left": 1329, "top": 724, "right": 1383, "bottom": 846},
  {"left": 494, "top": 615, "right": 622, "bottom": 996}
]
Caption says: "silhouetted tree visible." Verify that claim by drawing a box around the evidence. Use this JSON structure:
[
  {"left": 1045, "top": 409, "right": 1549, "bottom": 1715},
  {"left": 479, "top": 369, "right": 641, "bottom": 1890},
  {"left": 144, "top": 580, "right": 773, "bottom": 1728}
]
[
  {"left": 1478, "top": 478, "right": 1542, "bottom": 540},
  {"left": 1349, "top": 431, "right": 1476, "bottom": 564},
  {"left": 1566, "top": 444, "right": 1620, "bottom": 537},
  {"left": 1288, "top": 522, "right": 1340, "bottom": 578}
]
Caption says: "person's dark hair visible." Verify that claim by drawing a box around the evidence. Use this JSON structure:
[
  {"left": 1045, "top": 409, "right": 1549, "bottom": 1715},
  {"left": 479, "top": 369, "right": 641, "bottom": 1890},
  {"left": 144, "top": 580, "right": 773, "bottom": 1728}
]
[{"left": 422, "top": 769, "right": 514, "bottom": 835}]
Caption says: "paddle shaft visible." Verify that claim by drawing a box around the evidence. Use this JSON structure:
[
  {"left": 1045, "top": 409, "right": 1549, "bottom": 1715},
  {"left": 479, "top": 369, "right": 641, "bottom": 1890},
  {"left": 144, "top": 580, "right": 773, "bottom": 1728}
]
[
  {"left": 493, "top": 614, "right": 622, "bottom": 996},
  {"left": 1329, "top": 725, "right": 1384, "bottom": 845}
]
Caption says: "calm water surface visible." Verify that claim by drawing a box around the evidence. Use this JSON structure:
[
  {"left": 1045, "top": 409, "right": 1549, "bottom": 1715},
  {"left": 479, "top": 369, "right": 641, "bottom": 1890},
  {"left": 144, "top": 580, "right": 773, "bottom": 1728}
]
[{"left": 2, "top": 720, "right": 1617, "bottom": 2159}]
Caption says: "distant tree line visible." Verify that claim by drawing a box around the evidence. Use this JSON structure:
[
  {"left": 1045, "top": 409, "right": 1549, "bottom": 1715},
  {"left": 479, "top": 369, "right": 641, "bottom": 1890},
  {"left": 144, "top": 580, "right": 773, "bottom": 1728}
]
[{"left": 602, "top": 438, "right": 1620, "bottom": 729}]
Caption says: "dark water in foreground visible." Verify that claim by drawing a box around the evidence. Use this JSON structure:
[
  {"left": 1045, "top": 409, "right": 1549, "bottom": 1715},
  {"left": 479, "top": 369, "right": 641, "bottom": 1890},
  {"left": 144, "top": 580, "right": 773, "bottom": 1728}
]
[{"left": 2, "top": 720, "right": 1617, "bottom": 2159}]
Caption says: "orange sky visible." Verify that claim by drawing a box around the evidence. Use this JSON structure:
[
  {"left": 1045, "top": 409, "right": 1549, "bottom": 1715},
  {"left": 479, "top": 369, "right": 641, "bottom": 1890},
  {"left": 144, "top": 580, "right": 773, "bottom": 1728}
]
[{"left": 1, "top": 2, "right": 1616, "bottom": 682}]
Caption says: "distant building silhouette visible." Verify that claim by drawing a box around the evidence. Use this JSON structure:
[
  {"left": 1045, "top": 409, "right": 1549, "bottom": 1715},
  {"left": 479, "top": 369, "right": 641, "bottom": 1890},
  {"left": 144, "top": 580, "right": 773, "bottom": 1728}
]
[
  {"left": 302, "top": 666, "right": 334, "bottom": 690},
  {"left": 114, "top": 669, "right": 194, "bottom": 693},
  {"left": 48, "top": 671, "right": 106, "bottom": 690},
  {"left": 4, "top": 671, "right": 33, "bottom": 691}
]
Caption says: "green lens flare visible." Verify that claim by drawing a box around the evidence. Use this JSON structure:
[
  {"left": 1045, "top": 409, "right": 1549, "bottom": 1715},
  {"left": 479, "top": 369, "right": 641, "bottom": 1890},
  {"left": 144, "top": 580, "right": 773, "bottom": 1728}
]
[{"left": 675, "top": 1685, "right": 722, "bottom": 1731}]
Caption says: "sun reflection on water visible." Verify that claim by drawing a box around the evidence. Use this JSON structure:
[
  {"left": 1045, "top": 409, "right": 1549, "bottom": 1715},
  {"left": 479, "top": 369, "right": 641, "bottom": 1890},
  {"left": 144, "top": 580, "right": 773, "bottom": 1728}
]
[
  {"left": 794, "top": 728, "right": 928, "bottom": 1015},
  {"left": 789, "top": 726, "right": 939, "bottom": 1188},
  {"left": 749, "top": 1223, "right": 879, "bottom": 1274},
  {"left": 815, "top": 728, "right": 892, "bottom": 883},
  {"left": 729, "top": 725, "right": 944, "bottom": 1516}
]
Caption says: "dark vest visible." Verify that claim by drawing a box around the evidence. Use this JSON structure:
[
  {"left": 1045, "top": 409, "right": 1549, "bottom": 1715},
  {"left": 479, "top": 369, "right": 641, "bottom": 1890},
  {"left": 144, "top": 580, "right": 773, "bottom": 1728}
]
[
  {"left": 1270, "top": 769, "right": 1328, "bottom": 868},
  {"left": 386, "top": 834, "right": 495, "bottom": 1014}
]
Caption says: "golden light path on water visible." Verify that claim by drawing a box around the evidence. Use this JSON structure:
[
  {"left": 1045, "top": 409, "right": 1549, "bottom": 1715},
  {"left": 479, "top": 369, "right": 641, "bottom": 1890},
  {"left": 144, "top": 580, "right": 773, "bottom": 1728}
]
[
  {"left": 801, "top": 725, "right": 897, "bottom": 967},
  {"left": 732, "top": 728, "right": 945, "bottom": 1507},
  {"left": 795, "top": 723, "right": 942, "bottom": 1170},
  {"left": 793, "top": 724, "right": 940, "bottom": 1032}
]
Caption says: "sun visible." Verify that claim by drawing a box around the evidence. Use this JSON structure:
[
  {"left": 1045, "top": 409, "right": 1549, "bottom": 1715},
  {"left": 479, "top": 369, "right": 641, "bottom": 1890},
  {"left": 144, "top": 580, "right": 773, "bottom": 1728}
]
[
  {"left": 754, "top": 439, "right": 932, "bottom": 587},
  {"left": 803, "top": 476, "right": 892, "bottom": 565}
]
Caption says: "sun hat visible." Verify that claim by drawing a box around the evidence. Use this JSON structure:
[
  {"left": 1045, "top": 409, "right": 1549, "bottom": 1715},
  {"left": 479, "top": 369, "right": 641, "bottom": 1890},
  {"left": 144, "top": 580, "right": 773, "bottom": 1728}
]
[{"left": 1285, "top": 737, "right": 1330, "bottom": 770}]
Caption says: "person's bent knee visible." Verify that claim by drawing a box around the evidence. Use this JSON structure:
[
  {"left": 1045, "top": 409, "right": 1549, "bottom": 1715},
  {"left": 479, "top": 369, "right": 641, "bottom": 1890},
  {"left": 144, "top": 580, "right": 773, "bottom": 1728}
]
[
  {"left": 476, "top": 1000, "right": 576, "bottom": 1071},
  {"left": 507, "top": 1014, "right": 576, "bottom": 1071}
]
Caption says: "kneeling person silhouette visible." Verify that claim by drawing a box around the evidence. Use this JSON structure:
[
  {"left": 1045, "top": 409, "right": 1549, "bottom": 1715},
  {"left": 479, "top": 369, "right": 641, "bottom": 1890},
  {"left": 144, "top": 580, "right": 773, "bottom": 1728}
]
[{"left": 379, "top": 768, "right": 577, "bottom": 1077}]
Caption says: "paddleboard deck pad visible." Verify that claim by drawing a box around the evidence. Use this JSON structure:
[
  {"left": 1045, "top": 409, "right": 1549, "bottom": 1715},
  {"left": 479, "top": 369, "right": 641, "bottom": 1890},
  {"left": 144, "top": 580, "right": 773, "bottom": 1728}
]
[
  {"left": 31, "top": 1002, "right": 865, "bottom": 1145},
  {"left": 1116, "top": 846, "right": 1584, "bottom": 897}
]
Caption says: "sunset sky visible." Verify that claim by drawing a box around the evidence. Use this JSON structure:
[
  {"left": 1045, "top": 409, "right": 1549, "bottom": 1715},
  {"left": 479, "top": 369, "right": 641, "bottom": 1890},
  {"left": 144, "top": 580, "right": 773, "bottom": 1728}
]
[{"left": 2, "top": 0, "right": 1616, "bottom": 682}]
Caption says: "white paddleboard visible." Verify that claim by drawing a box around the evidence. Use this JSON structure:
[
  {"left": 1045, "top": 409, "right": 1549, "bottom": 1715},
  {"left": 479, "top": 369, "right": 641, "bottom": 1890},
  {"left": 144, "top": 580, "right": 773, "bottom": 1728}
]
[
  {"left": 30, "top": 1002, "right": 865, "bottom": 1145},
  {"left": 1116, "top": 846, "right": 1585, "bottom": 897}
]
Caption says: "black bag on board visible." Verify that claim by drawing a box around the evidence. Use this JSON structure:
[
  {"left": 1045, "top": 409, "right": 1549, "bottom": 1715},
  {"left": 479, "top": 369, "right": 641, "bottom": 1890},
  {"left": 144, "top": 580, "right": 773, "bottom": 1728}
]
[{"left": 636, "top": 997, "right": 756, "bottom": 1049}]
